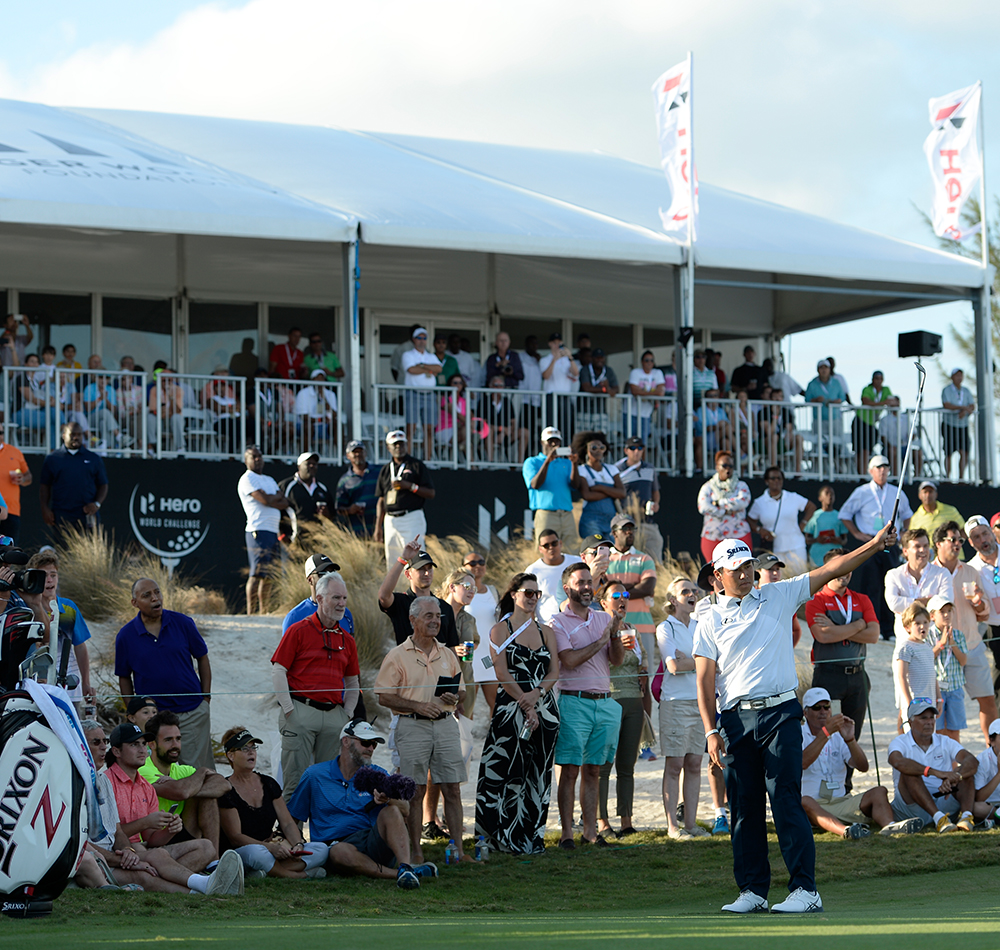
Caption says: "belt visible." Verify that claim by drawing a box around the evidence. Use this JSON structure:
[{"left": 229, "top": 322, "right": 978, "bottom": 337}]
[
  {"left": 291, "top": 695, "right": 343, "bottom": 712},
  {"left": 399, "top": 712, "right": 447, "bottom": 721},
  {"left": 841, "top": 666, "right": 862, "bottom": 675},
  {"left": 738, "top": 689, "right": 797, "bottom": 711},
  {"left": 386, "top": 509, "right": 420, "bottom": 517},
  {"left": 561, "top": 689, "right": 611, "bottom": 701}
]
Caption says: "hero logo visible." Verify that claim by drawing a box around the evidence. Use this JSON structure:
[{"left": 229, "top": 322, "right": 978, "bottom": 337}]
[
  {"left": 129, "top": 485, "right": 211, "bottom": 561},
  {"left": 0, "top": 733, "right": 61, "bottom": 876}
]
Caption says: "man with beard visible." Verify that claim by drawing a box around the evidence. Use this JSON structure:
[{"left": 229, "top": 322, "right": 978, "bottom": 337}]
[
  {"left": 138, "top": 710, "right": 231, "bottom": 854},
  {"left": 289, "top": 720, "right": 439, "bottom": 889},
  {"left": 551, "top": 563, "right": 625, "bottom": 848},
  {"left": 966, "top": 515, "right": 1000, "bottom": 692},
  {"left": 374, "top": 429, "right": 435, "bottom": 566}
]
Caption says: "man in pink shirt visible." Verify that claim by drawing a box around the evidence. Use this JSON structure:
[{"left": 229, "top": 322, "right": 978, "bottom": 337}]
[{"left": 550, "top": 562, "right": 625, "bottom": 848}]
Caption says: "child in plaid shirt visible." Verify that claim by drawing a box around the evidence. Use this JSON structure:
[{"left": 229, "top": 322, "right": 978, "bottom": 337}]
[{"left": 927, "top": 594, "right": 967, "bottom": 741}]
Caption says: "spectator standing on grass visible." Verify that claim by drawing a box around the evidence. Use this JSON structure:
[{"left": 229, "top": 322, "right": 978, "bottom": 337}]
[
  {"left": 237, "top": 445, "right": 289, "bottom": 615},
  {"left": 378, "top": 540, "right": 458, "bottom": 648},
  {"left": 334, "top": 440, "right": 380, "bottom": 536},
  {"left": 695, "top": 525, "right": 898, "bottom": 915},
  {"left": 525, "top": 529, "right": 582, "bottom": 625},
  {"left": 941, "top": 367, "right": 975, "bottom": 480},
  {"left": 884, "top": 528, "right": 952, "bottom": 640},
  {"left": 39, "top": 421, "right": 108, "bottom": 538},
  {"left": 523, "top": 426, "right": 579, "bottom": 554},
  {"left": 219, "top": 727, "right": 329, "bottom": 879},
  {"left": 288, "top": 720, "right": 438, "bottom": 889},
  {"left": 373, "top": 430, "right": 435, "bottom": 567},
  {"left": 887, "top": 698, "right": 977, "bottom": 833},
  {"left": 460, "top": 549, "right": 500, "bottom": 715},
  {"left": 612, "top": 436, "right": 663, "bottom": 562},
  {"left": 747, "top": 467, "right": 814, "bottom": 571},
  {"left": 966, "top": 515, "right": 1000, "bottom": 692},
  {"left": 272, "top": 571, "right": 360, "bottom": 802},
  {"left": 116, "top": 578, "right": 214, "bottom": 770},
  {"left": 931, "top": 521, "right": 995, "bottom": 741},
  {"left": 606, "top": 512, "right": 657, "bottom": 691},
  {"left": 277, "top": 451, "right": 331, "bottom": 544},
  {"left": 0, "top": 435, "right": 29, "bottom": 543},
  {"left": 926, "top": 594, "right": 967, "bottom": 742},
  {"left": 893, "top": 603, "right": 940, "bottom": 727},
  {"left": 268, "top": 327, "right": 303, "bottom": 381}
]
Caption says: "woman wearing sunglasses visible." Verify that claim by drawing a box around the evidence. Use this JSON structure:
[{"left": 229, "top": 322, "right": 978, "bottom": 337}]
[
  {"left": 475, "top": 572, "right": 560, "bottom": 854},
  {"left": 218, "top": 726, "right": 329, "bottom": 878},
  {"left": 657, "top": 577, "right": 708, "bottom": 839},
  {"left": 696, "top": 450, "right": 752, "bottom": 564},
  {"left": 596, "top": 580, "right": 644, "bottom": 839},
  {"left": 571, "top": 430, "right": 626, "bottom": 540},
  {"left": 463, "top": 550, "right": 500, "bottom": 715}
]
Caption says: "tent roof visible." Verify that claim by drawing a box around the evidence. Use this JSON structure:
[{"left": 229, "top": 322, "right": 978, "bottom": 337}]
[{"left": 74, "top": 107, "right": 985, "bottom": 292}]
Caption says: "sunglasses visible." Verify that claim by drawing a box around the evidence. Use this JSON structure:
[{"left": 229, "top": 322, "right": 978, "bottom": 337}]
[
  {"left": 609, "top": 591, "right": 630, "bottom": 600},
  {"left": 414, "top": 335, "right": 428, "bottom": 340},
  {"left": 464, "top": 559, "right": 486, "bottom": 567},
  {"left": 625, "top": 445, "right": 644, "bottom": 450},
  {"left": 719, "top": 462, "right": 734, "bottom": 470},
  {"left": 453, "top": 582, "right": 475, "bottom": 592},
  {"left": 517, "top": 589, "right": 541, "bottom": 598},
  {"left": 355, "top": 739, "right": 378, "bottom": 749},
  {"left": 811, "top": 703, "right": 832, "bottom": 711},
  {"left": 540, "top": 540, "right": 560, "bottom": 549},
  {"left": 675, "top": 588, "right": 697, "bottom": 596}
]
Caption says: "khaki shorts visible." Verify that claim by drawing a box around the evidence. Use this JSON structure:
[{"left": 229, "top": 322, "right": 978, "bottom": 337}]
[
  {"left": 813, "top": 791, "right": 867, "bottom": 825},
  {"left": 964, "top": 642, "right": 993, "bottom": 699},
  {"left": 533, "top": 509, "right": 580, "bottom": 554},
  {"left": 395, "top": 714, "right": 467, "bottom": 785},
  {"left": 658, "top": 698, "right": 704, "bottom": 758}
]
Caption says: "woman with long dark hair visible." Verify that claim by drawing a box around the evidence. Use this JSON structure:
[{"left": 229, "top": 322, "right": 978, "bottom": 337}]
[
  {"left": 475, "top": 572, "right": 560, "bottom": 854},
  {"left": 572, "top": 430, "right": 625, "bottom": 539}
]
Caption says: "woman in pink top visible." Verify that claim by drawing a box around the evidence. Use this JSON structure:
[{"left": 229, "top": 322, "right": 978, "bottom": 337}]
[{"left": 696, "top": 450, "right": 751, "bottom": 563}]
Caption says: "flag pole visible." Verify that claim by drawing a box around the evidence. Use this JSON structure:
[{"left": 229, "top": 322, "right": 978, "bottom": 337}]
[
  {"left": 975, "top": 80, "right": 996, "bottom": 484},
  {"left": 684, "top": 50, "right": 696, "bottom": 477}
]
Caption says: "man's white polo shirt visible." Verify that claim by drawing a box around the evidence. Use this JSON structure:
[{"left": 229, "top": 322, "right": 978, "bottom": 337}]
[
  {"left": 974, "top": 746, "right": 1000, "bottom": 805},
  {"left": 693, "top": 574, "right": 810, "bottom": 711},
  {"left": 887, "top": 730, "right": 963, "bottom": 798},
  {"left": 884, "top": 561, "right": 953, "bottom": 639}
]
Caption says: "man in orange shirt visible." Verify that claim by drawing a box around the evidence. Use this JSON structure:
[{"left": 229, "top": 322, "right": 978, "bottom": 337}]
[{"left": 0, "top": 439, "right": 29, "bottom": 542}]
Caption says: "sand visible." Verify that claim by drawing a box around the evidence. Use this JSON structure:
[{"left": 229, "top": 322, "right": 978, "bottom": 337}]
[{"left": 87, "top": 615, "right": 990, "bottom": 833}]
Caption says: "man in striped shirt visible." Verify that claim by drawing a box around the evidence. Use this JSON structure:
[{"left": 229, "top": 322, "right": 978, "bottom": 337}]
[{"left": 607, "top": 513, "right": 658, "bottom": 691}]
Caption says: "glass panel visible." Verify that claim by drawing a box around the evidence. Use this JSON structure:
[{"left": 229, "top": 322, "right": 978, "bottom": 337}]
[
  {"left": 188, "top": 302, "right": 257, "bottom": 378},
  {"left": 17, "top": 292, "right": 90, "bottom": 365},
  {"left": 571, "top": 320, "right": 633, "bottom": 396},
  {"left": 103, "top": 297, "right": 172, "bottom": 373}
]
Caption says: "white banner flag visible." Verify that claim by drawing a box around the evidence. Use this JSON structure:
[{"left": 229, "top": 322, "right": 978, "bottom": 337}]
[
  {"left": 652, "top": 58, "right": 698, "bottom": 238},
  {"left": 923, "top": 82, "right": 982, "bottom": 241}
]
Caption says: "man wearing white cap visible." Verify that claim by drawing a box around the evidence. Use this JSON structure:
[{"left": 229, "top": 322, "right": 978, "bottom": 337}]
[
  {"left": 887, "top": 698, "right": 977, "bottom": 833},
  {"left": 804, "top": 359, "right": 845, "bottom": 427},
  {"left": 374, "top": 430, "right": 435, "bottom": 566},
  {"left": 400, "top": 327, "right": 442, "bottom": 458},
  {"left": 522, "top": 427, "right": 580, "bottom": 553},
  {"left": 798, "top": 687, "right": 912, "bottom": 838},
  {"left": 694, "top": 521, "right": 897, "bottom": 914},
  {"left": 277, "top": 451, "right": 331, "bottom": 544},
  {"left": 839, "top": 454, "right": 912, "bottom": 641},
  {"left": 941, "top": 368, "right": 974, "bottom": 481},
  {"left": 972, "top": 718, "right": 1000, "bottom": 823}
]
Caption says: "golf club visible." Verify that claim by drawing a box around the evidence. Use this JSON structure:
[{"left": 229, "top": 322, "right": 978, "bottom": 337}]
[{"left": 889, "top": 361, "right": 927, "bottom": 530}]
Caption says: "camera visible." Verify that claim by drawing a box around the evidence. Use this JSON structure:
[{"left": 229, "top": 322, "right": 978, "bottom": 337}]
[{"left": 0, "top": 548, "right": 45, "bottom": 595}]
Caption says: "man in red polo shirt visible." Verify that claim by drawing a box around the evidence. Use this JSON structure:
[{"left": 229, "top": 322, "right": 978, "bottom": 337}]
[
  {"left": 272, "top": 571, "right": 361, "bottom": 801},
  {"left": 269, "top": 327, "right": 304, "bottom": 380}
]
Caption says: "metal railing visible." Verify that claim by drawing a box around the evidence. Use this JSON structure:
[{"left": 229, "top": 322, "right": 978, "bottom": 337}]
[
  {"left": 695, "top": 398, "right": 978, "bottom": 484},
  {"left": 254, "top": 377, "right": 343, "bottom": 463},
  {"left": 153, "top": 372, "right": 247, "bottom": 459}
]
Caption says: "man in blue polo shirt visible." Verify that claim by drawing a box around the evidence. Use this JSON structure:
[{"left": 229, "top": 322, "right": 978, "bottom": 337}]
[
  {"left": 522, "top": 426, "right": 580, "bottom": 553},
  {"left": 115, "top": 577, "right": 214, "bottom": 770},
  {"left": 288, "top": 720, "right": 438, "bottom": 890},
  {"left": 39, "top": 421, "right": 108, "bottom": 538}
]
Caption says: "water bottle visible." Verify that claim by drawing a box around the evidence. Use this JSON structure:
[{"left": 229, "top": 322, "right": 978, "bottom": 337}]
[
  {"left": 475, "top": 835, "right": 489, "bottom": 862},
  {"left": 445, "top": 839, "right": 457, "bottom": 864},
  {"left": 519, "top": 719, "right": 532, "bottom": 740}
]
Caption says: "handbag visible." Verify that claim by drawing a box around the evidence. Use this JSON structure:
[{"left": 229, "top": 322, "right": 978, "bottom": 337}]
[{"left": 651, "top": 659, "right": 665, "bottom": 703}]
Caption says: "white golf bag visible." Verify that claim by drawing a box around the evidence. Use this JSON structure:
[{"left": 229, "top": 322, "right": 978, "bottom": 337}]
[{"left": 0, "top": 606, "right": 92, "bottom": 917}]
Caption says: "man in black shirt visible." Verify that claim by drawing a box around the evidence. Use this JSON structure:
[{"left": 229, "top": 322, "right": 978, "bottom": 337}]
[
  {"left": 730, "top": 346, "right": 766, "bottom": 397},
  {"left": 373, "top": 430, "right": 435, "bottom": 566},
  {"left": 377, "top": 540, "right": 457, "bottom": 648},
  {"left": 278, "top": 452, "right": 331, "bottom": 543}
]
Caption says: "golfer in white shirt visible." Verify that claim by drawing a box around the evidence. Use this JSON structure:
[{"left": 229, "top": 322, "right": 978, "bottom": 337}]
[{"left": 694, "top": 523, "right": 897, "bottom": 915}]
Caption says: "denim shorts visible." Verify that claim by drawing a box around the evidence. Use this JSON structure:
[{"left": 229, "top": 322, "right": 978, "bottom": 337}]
[
  {"left": 404, "top": 389, "right": 436, "bottom": 426},
  {"left": 246, "top": 530, "right": 279, "bottom": 575},
  {"left": 938, "top": 686, "right": 967, "bottom": 731}
]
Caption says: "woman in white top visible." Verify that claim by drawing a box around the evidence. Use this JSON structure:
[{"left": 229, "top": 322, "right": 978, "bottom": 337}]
[
  {"left": 572, "top": 430, "right": 625, "bottom": 539},
  {"left": 463, "top": 550, "right": 500, "bottom": 715},
  {"left": 747, "top": 467, "right": 815, "bottom": 571},
  {"left": 656, "top": 576, "right": 706, "bottom": 839}
]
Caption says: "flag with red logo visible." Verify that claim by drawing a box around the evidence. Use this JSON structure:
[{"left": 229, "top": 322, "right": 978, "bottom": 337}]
[
  {"left": 923, "top": 82, "right": 982, "bottom": 241},
  {"left": 651, "top": 58, "right": 698, "bottom": 238}
]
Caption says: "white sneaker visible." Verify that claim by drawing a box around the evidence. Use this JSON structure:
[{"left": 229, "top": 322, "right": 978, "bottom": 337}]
[
  {"left": 880, "top": 817, "right": 924, "bottom": 836},
  {"left": 721, "top": 890, "right": 769, "bottom": 913},
  {"left": 205, "top": 851, "right": 245, "bottom": 896},
  {"left": 771, "top": 888, "right": 823, "bottom": 913}
]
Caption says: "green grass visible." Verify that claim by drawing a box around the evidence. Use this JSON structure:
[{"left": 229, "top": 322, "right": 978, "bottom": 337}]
[{"left": 3, "top": 829, "right": 999, "bottom": 947}]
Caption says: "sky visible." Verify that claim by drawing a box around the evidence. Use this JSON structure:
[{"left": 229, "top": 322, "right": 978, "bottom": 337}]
[{"left": 0, "top": 0, "right": 997, "bottom": 406}]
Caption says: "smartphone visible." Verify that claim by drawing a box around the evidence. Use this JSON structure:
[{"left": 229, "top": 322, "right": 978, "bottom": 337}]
[
  {"left": 555, "top": 446, "right": 573, "bottom": 457},
  {"left": 169, "top": 803, "right": 181, "bottom": 813}
]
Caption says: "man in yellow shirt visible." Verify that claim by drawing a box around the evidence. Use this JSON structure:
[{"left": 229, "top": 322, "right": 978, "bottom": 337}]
[{"left": 909, "top": 481, "right": 965, "bottom": 561}]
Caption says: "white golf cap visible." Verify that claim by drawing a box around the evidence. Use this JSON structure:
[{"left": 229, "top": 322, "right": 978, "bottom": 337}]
[
  {"left": 950, "top": 366, "right": 963, "bottom": 376},
  {"left": 989, "top": 719, "right": 1000, "bottom": 738},
  {"left": 340, "top": 720, "right": 386, "bottom": 744},
  {"left": 965, "top": 515, "right": 990, "bottom": 534},
  {"left": 411, "top": 326, "right": 429, "bottom": 338},
  {"left": 541, "top": 426, "right": 562, "bottom": 442},
  {"left": 296, "top": 451, "right": 319, "bottom": 465},
  {"left": 802, "top": 687, "right": 831, "bottom": 708},
  {"left": 926, "top": 594, "right": 954, "bottom": 613},
  {"left": 868, "top": 454, "right": 890, "bottom": 469},
  {"left": 816, "top": 358, "right": 831, "bottom": 368},
  {"left": 385, "top": 429, "right": 407, "bottom": 444},
  {"left": 712, "top": 539, "right": 759, "bottom": 571}
]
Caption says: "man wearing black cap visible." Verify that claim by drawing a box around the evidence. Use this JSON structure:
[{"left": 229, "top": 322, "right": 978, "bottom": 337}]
[
  {"left": 272, "top": 570, "right": 361, "bottom": 801},
  {"left": 377, "top": 537, "right": 457, "bottom": 648},
  {"left": 126, "top": 695, "right": 158, "bottom": 734},
  {"left": 580, "top": 348, "right": 619, "bottom": 397},
  {"left": 277, "top": 451, "right": 331, "bottom": 543},
  {"left": 374, "top": 430, "right": 435, "bottom": 567},
  {"left": 335, "top": 440, "right": 380, "bottom": 535},
  {"left": 613, "top": 436, "right": 662, "bottom": 561}
]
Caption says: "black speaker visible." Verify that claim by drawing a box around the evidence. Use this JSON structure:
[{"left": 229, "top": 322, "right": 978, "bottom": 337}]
[{"left": 897, "top": 331, "right": 942, "bottom": 359}]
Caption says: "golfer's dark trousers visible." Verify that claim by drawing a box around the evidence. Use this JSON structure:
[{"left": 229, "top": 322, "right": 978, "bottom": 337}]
[{"left": 720, "top": 698, "right": 816, "bottom": 899}]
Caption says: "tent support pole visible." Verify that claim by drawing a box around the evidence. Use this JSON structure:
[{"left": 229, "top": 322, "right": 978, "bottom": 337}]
[
  {"left": 344, "top": 239, "right": 362, "bottom": 446},
  {"left": 974, "top": 82, "right": 995, "bottom": 486}
]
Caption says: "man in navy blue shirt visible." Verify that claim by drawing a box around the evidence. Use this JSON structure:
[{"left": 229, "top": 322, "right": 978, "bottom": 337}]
[
  {"left": 115, "top": 578, "right": 214, "bottom": 770},
  {"left": 39, "top": 421, "right": 108, "bottom": 538},
  {"left": 288, "top": 720, "right": 438, "bottom": 889}
]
